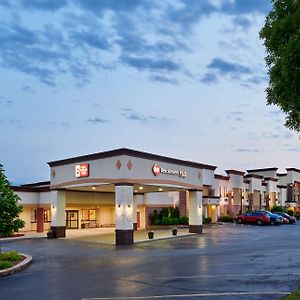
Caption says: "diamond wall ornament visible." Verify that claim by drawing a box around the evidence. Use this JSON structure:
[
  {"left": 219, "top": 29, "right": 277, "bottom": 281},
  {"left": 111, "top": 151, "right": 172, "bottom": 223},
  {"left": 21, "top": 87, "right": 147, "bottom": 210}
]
[
  {"left": 116, "top": 160, "right": 122, "bottom": 170},
  {"left": 127, "top": 160, "right": 133, "bottom": 170},
  {"left": 51, "top": 169, "right": 56, "bottom": 178}
]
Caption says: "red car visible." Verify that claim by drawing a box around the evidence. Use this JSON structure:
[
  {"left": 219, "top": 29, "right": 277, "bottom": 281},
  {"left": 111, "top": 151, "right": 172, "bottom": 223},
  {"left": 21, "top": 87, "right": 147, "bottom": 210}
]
[{"left": 236, "top": 212, "right": 270, "bottom": 225}]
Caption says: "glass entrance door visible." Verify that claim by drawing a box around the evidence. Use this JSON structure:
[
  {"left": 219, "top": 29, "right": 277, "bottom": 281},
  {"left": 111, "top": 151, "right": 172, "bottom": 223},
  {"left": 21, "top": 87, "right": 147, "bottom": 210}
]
[{"left": 66, "top": 210, "right": 78, "bottom": 229}]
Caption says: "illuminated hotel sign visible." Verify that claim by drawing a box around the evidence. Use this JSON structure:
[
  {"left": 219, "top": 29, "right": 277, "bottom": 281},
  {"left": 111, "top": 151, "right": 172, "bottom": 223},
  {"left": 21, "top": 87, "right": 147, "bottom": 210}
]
[
  {"left": 152, "top": 163, "right": 187, "bottom": 178},
  {"left": 75, "top": 164, "right": 89, "bottom": 178}
]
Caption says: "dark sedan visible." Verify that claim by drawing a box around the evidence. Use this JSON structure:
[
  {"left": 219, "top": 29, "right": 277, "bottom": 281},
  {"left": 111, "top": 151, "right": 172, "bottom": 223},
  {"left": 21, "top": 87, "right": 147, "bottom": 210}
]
[{"left": 272, "top": 212, "right": 296, "bottom": 224}]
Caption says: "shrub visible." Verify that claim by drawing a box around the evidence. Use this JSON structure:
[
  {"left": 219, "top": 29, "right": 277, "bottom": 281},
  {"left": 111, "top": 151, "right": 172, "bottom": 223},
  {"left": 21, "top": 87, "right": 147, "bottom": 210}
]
[
  {"left": 171, "top": 217, "right": 179, "bottom": 225},
  {"left": 154, "top": 219, "right": 161, "bottom": 225},
  {"left": 287, "top": 210, "right": 295, "bottom": 216},
  {"left": 0, "top": 261, "right": 13, "bottom": 270},
  {"left": 218, "top": 215, "right": 234, "bottom": 222},
  {"left": 149, "top": 209, "right": 160, "bottom": 225},
  {"left": 0, "top": 250, "right": 21, "bottom": 262},
  {"left": 162, "top": 216, "right": 171, "bottom": 225},
  {"left": 271, "top": 206, "right": 284, "bottom": 212},
  {"left": 203, "top": 217, "right": 212, "bottom": 224},
  {"left": 179, "top": 216, "right": 189, "bottom": 225}
]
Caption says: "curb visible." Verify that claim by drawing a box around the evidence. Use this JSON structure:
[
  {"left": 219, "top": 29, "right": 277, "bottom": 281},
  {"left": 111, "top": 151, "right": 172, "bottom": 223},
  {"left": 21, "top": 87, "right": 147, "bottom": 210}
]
[
  {"left": 0, "top": 253, "right": 32, "bottom": 277},
  {"left": 135, "top": 233, "right": 197, "bottom": 244}
]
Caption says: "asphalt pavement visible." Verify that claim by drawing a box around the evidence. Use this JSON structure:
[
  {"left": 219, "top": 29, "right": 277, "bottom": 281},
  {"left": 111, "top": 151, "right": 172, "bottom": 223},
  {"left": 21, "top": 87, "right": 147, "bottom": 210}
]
[{"left": 1, "top": 223, "right": 300, "bottom": 300}]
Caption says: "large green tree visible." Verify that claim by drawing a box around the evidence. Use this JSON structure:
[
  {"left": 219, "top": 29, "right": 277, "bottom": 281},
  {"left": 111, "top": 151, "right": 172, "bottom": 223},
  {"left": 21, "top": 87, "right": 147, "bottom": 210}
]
[
  {"left": 260, "top": 0, "right": 300, "bottom": 131},
  {"left": 0, "top": 164, "right": 24, "bottom": 237}
]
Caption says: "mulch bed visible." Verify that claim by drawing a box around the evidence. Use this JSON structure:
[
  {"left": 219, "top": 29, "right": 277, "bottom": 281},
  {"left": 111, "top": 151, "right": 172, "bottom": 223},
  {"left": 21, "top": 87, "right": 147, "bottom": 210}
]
[{"left": 0, "top": 234, "right": 25, "bottom": 239}]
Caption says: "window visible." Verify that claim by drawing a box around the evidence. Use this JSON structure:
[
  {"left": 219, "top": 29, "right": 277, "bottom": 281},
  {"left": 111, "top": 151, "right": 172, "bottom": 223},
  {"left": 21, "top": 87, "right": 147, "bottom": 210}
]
[
  {"left": 82, "top": 209, "right": 96, "bottom": 221},
  {"left": 31, "top": 209, "right": 51, "bottom": 223},
  {"left": 44, "top": 209, "right": 51, "bottom": 222}
]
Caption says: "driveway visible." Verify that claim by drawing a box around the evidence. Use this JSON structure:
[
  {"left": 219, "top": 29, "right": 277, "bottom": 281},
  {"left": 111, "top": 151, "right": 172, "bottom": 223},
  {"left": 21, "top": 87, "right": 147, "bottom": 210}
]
[{"left": 1, "top": 223, "right": 300, "bottom": 300}]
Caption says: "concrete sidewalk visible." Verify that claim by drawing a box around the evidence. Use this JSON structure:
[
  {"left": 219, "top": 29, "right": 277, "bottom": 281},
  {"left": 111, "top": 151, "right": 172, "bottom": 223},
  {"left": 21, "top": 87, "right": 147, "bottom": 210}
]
[{"left": 65, "top": 227, "right": 195, "bottom": 244}]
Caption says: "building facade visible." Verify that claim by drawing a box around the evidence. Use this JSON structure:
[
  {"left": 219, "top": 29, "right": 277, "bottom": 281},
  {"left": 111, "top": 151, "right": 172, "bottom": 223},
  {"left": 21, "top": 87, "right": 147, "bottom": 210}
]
[{"left": 11, "top": 149, "right": 300, "bottom": 244}]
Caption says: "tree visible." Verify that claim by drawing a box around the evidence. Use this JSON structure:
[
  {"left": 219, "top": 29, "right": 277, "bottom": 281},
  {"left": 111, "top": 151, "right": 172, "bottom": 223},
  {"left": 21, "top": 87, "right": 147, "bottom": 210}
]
[
  {"left": 0, "top": 164, "right": 24, "bottom": 237},
  {"left": 260, "top": 0, "right": 300, "bottom": 131}
]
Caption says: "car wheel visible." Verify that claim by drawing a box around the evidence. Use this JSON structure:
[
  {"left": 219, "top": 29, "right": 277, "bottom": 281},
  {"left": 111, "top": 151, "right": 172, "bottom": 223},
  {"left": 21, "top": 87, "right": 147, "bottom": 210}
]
[
  {"left": 256, "top": 219, "right": 262, "bottom": 226},
  {"left": 270, "top": 219, "right": 275, "bottom": 225},
  {"left": 237, "top": 218, "right": 242, "bottom": 224}
]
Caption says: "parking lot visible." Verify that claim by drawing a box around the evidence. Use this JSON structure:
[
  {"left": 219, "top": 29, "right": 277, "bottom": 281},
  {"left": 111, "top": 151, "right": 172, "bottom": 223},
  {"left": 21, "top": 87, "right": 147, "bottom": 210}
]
[{"left": 1, "top": 223, "right": 300, "bottom": 300}]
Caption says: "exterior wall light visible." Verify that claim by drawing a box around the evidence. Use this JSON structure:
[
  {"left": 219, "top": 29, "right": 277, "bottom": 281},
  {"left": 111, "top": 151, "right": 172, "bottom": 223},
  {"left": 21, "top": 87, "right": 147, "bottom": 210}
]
[
  {"left": 92, "top": 186, "right": 96, "bottom": 190},
  {"left": 128, "top": 205, "right": 131, "bottom": 208},
  {"left": 158, "top": 188, "right": 163, "bottom": 191},
  {"left": 118, "top": 204, "right": 121, "bottom": 208},
  {"left": 139, "top": 186, "right": 143, "bottom": 190}
]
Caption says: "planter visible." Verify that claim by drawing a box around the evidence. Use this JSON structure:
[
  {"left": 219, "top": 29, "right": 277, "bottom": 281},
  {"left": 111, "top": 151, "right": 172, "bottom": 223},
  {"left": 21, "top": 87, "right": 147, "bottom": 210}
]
[
  {"left": 172, "top": 228, "right": 178, "bottom": 236},
  {"left": 47, "top": 230, "right": 55, "bottom": 239},
  {"left": 148, "top": 231, "right": 154, "bottom": 239}
]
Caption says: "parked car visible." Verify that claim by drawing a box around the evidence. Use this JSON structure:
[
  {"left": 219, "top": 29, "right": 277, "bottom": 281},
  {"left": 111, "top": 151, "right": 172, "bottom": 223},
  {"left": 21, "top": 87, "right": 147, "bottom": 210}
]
[
  {"left": 273, "top": 212, "right": 296, "bottom": 224},
  {"left": 256, "top": 210, "right": 283, "bottom": 225},
  {"left": 236, "top": 212, "right": 270, "bottom": 225}
]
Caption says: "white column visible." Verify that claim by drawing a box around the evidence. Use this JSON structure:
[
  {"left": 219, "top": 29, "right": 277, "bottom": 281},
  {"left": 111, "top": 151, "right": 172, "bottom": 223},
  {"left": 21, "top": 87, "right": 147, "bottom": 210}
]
[
  {"left": 188, "top": 190, "right": 203, "bottom": 234},
  {"left": 203, "top": 206, "right": 208, "bottom": 218},
  {"left": 214, "top": 206, "right": 218, "bottom": 223},
  {"left": 50, "top": 190, "right": 66, "bottom": 238},
  {"left": 115, "top": 184, "right": 134, "bottom": 245}
]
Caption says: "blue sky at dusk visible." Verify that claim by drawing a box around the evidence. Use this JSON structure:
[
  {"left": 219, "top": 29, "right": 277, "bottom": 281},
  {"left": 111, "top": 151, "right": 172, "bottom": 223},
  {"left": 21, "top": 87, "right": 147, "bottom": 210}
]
[{"left": 0, "top": 0, "right": 299, "bottom": 184}]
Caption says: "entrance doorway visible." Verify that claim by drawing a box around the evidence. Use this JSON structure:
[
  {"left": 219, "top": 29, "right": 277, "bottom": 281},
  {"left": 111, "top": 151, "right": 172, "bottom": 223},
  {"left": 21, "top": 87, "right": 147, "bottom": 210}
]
[{"left": 66, "top": 210, "right": 79, "bottom": 229}]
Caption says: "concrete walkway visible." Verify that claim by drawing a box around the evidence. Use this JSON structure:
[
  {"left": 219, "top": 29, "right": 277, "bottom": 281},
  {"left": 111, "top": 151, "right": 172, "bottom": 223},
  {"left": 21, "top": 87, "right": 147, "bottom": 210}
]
[
  {"left": 2, "top": 227, "right": 197, "bottom": 244},
  {"left": 66, "top": 227, "right": 195, "bottom": 244}
]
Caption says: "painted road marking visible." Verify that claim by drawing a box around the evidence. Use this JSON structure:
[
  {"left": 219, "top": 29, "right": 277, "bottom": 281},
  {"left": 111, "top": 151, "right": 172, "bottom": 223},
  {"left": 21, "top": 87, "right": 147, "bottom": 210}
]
[
  {"left": 156, "top": 272, "right": 300, "bottom": 280},
  {"left": 82, "top": 291, "right": 290, "bottom": 300}
]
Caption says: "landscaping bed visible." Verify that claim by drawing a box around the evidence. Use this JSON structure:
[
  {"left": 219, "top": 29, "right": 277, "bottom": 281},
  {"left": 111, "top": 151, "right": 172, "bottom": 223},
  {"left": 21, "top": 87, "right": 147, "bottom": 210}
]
[
  {"left": 0, "top": 234, "right": 25, "bottom": 239},
  {"left": 0, "top": 251, "right": 25, "bottom": 270}
]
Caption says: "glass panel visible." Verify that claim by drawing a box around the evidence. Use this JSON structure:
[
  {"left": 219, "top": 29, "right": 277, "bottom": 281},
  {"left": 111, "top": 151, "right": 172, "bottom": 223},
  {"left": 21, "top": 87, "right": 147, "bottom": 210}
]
[{"left": 89, "top": 209, "right": 96, "bottom": 220}]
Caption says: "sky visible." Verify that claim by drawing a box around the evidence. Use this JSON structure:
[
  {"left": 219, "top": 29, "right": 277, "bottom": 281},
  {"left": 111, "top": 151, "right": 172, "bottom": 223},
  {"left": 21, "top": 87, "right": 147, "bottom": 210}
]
[{"left": 0, "top": 0, "right": 299, "bottom": 184}]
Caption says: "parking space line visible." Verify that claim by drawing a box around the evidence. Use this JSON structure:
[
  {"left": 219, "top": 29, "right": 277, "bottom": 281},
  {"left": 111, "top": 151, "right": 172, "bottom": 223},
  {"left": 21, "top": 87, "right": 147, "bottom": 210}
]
[
  {"left": 82, "top": 291, "right": 290, "bottom": 300},
  {"left": 156, "top": 272, "right": 300, "bottom": 280}
]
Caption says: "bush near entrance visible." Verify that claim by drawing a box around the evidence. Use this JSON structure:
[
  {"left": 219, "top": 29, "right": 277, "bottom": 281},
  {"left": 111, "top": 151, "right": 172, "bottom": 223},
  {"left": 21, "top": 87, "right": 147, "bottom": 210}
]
[
  {"left": 0, "top": 164, "right": 25, "bottom": 238},
  {"left": 271, "top": 206, "right": 296, "bottom": 216},
  {"left": 218, "top": 216, "right": 234, "bottom": 222},
  {"left": 149, "top": 207, "right": 188, "bottom": 225}
]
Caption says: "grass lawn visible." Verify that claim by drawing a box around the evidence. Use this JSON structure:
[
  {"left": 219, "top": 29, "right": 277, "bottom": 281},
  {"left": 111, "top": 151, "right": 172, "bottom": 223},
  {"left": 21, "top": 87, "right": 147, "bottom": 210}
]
[{"left": 282, "top": 289, "right": 300, "bottom": 300}]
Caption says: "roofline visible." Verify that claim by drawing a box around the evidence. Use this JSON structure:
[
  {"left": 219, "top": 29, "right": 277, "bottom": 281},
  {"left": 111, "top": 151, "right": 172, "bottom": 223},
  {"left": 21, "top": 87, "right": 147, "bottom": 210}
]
[
  {"left": 244, "top": 174, "right": 264, "bottom": 179},
  {"left": 225, "top": 169, "right": 245, "bottom": 176},
  {"left": 264, "top": 177, "right": 278, "bottom": 182},
  {"left": 21, "top": 181, "right": 50, "bottom": 187},
  {"left": 286, "top": 168, "right": 300, "bottom": 173},
  {"left": 246, "top": 167, "right": 278, "bottom": 173},
  {"left": 214, "top": 174, "right": 229, "bottom": 180},
  {"left": 12, "top": 186, "right": 50, "bottom": 192},
  {"left": 47, "top": 148, "right": 217, "bottom": 170}
]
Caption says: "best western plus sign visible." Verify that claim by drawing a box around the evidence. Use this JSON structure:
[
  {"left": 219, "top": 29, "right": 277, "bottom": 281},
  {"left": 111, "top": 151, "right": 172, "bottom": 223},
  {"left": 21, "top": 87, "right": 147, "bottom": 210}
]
[{"left": 152, "top": 164, "right": 161, "bottom": 176}]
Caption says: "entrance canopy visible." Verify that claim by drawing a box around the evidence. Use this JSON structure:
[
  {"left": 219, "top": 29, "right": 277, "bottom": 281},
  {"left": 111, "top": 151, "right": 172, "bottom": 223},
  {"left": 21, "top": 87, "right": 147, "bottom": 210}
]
[{"left": 47, "top": 148, "right": 217, "bottom": 244}]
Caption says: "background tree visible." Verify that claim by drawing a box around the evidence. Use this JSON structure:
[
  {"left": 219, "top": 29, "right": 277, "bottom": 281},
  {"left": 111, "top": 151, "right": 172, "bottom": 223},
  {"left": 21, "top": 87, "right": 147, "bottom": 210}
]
[
  {"left": 0, "top": 164, "right": 24, "bottom": 237},
  {"left": 260, "top": 0, "right": 300, "bottom": 131}
]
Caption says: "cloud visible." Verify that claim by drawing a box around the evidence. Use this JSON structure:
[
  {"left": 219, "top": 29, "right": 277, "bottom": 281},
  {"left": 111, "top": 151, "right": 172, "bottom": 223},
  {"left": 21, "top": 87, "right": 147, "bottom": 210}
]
[
  {"left": 166, "top": 0, "right": 217, "bottom": 32},
  {"left": 232, "top": 16, "right": 252, "bottom": 29},
  {"left": 149, "top": 75, "right": 179, "bottom": 85},
  {"left": 22, "top": 0, "right": 68, "bottom": 11},
  {"left": 87, "top": 117, "right": 111, "bottom": 125},
  {"left": 236, "top": 148, "right": 259, "bottom": 153},
  {"left": 22, "top": 85, "right": 35, "bottom": 93},
  {"left": 120, "top": 55, "right": 181, "bottom": 72},
  {"left": 200, "top": 73, "right": 218, "bottom": 85},
  {"left": 122, "top": 108, "right": 170, "bottom": 123},
  {"left": 69, "top": 30, "right": 111, "bottom": 50},
  {"left": 208, "top": 58, "right": 251, "bottom": 75},
  {"left": 221, "top": 0, "right": 271, "bottom": 15}
]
